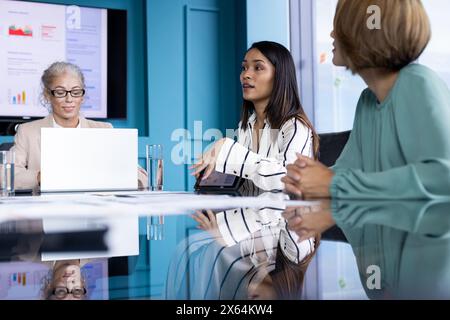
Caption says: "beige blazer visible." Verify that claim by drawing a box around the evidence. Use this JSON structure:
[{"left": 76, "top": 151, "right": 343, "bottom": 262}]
[{"left": 12, "top": 115, "right": 148, "bottom": 190}]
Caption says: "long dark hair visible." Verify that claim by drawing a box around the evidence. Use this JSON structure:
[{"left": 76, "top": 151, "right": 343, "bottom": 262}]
[
  {"left": 270, "top": 234, "right": 321, "bottom": 299},
  {"left": 240, "top": 41, "right": 319, "bottom": 159}
]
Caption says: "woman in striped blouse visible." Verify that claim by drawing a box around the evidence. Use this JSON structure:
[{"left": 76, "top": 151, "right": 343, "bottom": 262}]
[
  {"left": 165, "top": 202, "right": 319, "bottom": 300},
  {"left": 191, "top": 41, "right": 319, "bottom": 191}
]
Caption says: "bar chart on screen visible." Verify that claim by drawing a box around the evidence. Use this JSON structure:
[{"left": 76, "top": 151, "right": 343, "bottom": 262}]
[
  {"left": 0, "top": 262, "right": 49, "bottom": 299},
  {"left": 8, "top": 89, "right": 28, "bottom": 105}
]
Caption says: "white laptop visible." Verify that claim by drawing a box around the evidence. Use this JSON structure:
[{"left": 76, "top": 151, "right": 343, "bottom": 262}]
[{"left": 40, "top": 128, "right": 138, "bottom": 192}]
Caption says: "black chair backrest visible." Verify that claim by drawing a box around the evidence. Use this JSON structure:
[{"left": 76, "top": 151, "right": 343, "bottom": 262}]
[
  {"left": 317, "top": 130, "right": 351, "bottom": 243},
  {"left": 318, "top": 131, "right": 351, "bottom": 167},
  {"left": 0, "top": 143, "right": 14, "bottom": 151}
]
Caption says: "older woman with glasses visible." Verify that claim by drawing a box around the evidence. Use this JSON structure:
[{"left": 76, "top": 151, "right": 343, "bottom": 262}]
[
  {"left": 12, "top": 61, "right": 147, "bottom": 190},
  {"left": 41, "top": 259, "right": 88, "bottom": 300}
]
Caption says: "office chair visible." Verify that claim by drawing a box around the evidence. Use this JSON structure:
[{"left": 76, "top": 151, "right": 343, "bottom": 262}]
[
  {"left": 0, "top": 143, "right": 14, "bottom": 151},
  {"left": 318, "top": 130, "right": 351, "bottom": 243},
  {"left": 0, "top": 120, "right": 23, "bottom": 136},
  {"left": 318, "top": 130, "right": 351, "bottom": 167}
]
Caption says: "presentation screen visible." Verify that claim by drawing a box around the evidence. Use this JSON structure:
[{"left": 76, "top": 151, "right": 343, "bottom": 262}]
[{"left": 0, "top": 0, "right": 108, "bottom": 119}]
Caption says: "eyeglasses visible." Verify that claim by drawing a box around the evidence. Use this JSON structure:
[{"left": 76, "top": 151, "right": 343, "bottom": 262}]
[
  {"left": 49, "top": 88, "right": 85, "bottom": 98},
  {"left": 52, "top": 286, "right": 87, "bottom": 299}
]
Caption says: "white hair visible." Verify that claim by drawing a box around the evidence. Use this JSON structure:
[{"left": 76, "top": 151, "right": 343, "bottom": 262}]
[{"left": 40, "top": 61, "right": 85, "bottom": 112}]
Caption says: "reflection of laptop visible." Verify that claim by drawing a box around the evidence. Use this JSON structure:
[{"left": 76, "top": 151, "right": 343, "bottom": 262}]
[
  {"left": 41, "top": 216, "right": 139, "bottom": 260},
  {"left": 40, "top": 128, "right": 138, "bottom": 192}
]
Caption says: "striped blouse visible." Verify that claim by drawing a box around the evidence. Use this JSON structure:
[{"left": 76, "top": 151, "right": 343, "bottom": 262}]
[
  {"left": 216, "top": 113, "right": 313, "bottom": 191},
  {"left": 164, "top": 199, "right": 316, "bottom": 299},
  {"left": 216, "top": 193, "right": 315, "bottom": 265}
]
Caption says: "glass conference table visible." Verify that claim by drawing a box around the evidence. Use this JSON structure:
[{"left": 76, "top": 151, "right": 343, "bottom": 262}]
[{"left": 0, "top": 182, "right": 449, "bottom": 300}]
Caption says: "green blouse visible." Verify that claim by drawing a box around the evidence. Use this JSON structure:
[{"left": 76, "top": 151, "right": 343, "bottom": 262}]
[{"left": 331, "top": 64, "right": 450, "bottom": 199}]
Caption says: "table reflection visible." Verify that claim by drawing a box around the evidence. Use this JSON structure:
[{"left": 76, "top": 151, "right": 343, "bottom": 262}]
[
  {"left": 0, "top": 215, "right": 136, "bottom": 300},
  {"left": 1, "top": 182, "right": 450, "bottom": 300},
  {"left": 165, "top": 191, "right": 319, "bottom": 300},
  {"left": 284, "top": 200, "right": 450, "bottom": 299}
]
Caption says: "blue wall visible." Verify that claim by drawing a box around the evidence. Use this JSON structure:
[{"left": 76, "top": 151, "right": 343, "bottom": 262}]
[
  {"left": 146, "top": 0, "right": 246, "bottom": 193},
  {"left": 146, "top": 0, "right": 186, "bottom": 192}
]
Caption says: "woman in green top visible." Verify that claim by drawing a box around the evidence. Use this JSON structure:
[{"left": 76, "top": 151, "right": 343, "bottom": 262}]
[{"left": 283, "top": 0, "right": 450, "bottom": 200}]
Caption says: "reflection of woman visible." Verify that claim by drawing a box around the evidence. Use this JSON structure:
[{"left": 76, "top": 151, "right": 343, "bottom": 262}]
[
  {"left": 191, "top": 41, "right": 319, "bottom": 191},
  {"left": 284, "top": 0, "right": 450, "bottom": 199},
  {"left": 41, "top": 259, "right": 87, "bottom": 300},
  {"left": 165, "top": 201, "right": 319, "bottom": 300},
  {"left": 12, "top": 61, "right": 147, "bottom": 190},
  {"left": 252, "top": 239, "right": 318, "bottom": 300},
  {"left": 331, "top": 201, "right": 450, "bottom": 299}
]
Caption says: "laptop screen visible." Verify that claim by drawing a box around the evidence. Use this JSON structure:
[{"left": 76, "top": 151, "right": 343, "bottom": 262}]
[{"left": 40, "top": 128, "right": 138, "bottom": 192}]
